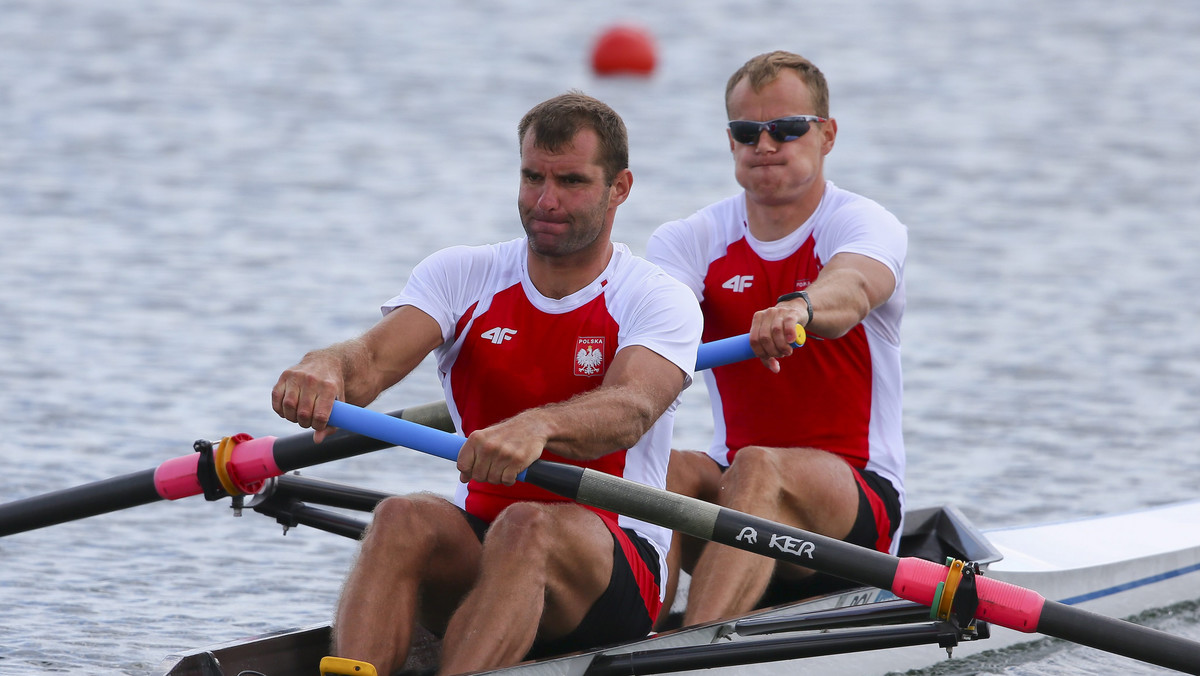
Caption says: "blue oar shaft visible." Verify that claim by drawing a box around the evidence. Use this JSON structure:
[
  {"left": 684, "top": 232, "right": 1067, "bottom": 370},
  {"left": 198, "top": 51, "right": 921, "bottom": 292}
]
[
  {"left": 329, "top": 402, "right": 463, "bottom": 464},
  {"left": 695, "top": 324, "right": 805, "bottom": 371},
  {"left": 327, "top": 324, "right": 806, "bottom": 478},
  {"left": 328, "top": 403, "right": 542, "bottom": 482},
  {"left": 694, "top": 333, "right": 756, "bottom": 371}
]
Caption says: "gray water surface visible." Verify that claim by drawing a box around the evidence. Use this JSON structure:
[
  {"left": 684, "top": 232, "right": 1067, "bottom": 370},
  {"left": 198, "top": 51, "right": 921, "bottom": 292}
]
[{"left": 2, "top": 1, "right": 1199, "bottom": 673}]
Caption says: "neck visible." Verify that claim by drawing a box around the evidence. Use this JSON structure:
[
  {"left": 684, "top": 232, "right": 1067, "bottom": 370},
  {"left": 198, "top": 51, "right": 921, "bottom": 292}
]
[
  {"left": 527, "top": 240, "right": 614, "bottom": 300},
  {"left": 745, "top": 180, "right": 826, "bottom": 242}
]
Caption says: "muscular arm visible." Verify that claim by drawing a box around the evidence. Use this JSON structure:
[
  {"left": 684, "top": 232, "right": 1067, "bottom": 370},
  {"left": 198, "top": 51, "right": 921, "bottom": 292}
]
[
  {"left": 801, "top": 252, "right": 896, "bottom": 338},
  {"left": 271, "top": 305, "right": 444, "bottom": 440},
  {"left": 455, "top": 345, "right": 688, "bottom": 486},
  {"left": 750, "top": 252, "right": 896, "bottom": 371}
]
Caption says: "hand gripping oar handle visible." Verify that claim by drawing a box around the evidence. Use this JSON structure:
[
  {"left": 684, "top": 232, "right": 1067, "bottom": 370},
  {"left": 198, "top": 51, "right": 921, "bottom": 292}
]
[
  {"left": 167, "top": 326, "right": 804, "bottom": 494},
  {"left": 694, "top": 324, "right": 805, "bottom": 371},
  {"left": 0, "top": 330, "right": 795, "bottom": 539},
  {"left": 153, "top": 326, "right": 791, "bottom": 496},
  {"left": 326, "top": 401, "right": 1200, "bottom": 676}
]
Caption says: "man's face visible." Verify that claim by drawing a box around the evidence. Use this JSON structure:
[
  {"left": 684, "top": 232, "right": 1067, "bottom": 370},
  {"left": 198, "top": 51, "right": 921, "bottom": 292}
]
[
  {"left": 727, "top": 70, "right": 834, "bottom": 207},
  {"left": 518, "top": 128, "right": 617, "bottom": 259}
]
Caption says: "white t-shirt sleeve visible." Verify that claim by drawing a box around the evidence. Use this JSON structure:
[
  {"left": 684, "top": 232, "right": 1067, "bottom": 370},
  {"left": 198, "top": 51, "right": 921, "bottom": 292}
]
[
  {"left": 615, "top": 265, "right": 704, "bottom": 386},
  {"left": 823, "top": 199, "right": 907, "bottom": 285}
]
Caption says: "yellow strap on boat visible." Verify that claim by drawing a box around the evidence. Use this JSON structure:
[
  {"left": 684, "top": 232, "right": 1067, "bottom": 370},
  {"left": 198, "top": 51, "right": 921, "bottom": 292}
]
[
  {"left": 932, "top": 558, "right": 966, "bottom": 621},
  {"left": 319, "top": 656, "right": 379, "bottom": 676},
  {"left": 213, "top": 435, "right": 243, "bottom": 496}
]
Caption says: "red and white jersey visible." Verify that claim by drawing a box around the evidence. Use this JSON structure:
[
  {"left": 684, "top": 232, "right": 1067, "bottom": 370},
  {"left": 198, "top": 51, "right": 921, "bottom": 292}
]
[
  {"left": 382, "top": 238, "right": 702, "bottom": 577},
  {"left": 647, "top": 182, "right": 906, "bottom": 505}
]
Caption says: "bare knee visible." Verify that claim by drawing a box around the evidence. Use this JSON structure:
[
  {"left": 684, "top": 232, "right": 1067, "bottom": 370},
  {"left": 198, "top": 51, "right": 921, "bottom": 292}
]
[
  {"left": 727, "top": 446, "right": 853, "bottom": 497},
  {"left": 717, "top": 446, "right": 789, "bottom": 508},
  {"left": 486, "top": 502, "right": 556, "bottom": 557},
  {"left": 725, "top": 445, "right": 778, "bottom": 474},
  {"left": 722, "top": 445, "right": 780, "bottom": 484},
  {"left": 362, "top": 495, "right": 447, "bottom": 554}
]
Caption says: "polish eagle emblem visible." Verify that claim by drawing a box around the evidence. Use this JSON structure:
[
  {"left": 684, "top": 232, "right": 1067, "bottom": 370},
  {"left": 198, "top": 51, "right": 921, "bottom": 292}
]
[{"left": 574, "top": 337, "right": 606, "bottom": 376}]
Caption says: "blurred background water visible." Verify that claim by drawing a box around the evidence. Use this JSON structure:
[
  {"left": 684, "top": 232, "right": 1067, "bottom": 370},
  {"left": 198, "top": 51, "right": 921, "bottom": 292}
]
[{"left": 2, "top": 1, "right": 1199, "bottom": 673}]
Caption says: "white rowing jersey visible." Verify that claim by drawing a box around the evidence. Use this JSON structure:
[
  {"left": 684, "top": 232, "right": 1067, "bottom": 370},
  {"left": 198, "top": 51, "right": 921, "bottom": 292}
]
[
  {"left": 382, "top": 238, "right": 702, "bottom": 583},
  {"left": 647, "top": 182, "right": 907, "bottom": 505}
]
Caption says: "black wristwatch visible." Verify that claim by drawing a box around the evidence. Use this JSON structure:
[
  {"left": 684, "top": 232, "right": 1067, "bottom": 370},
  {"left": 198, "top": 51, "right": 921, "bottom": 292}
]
[{"left": 777, "top": 290, "right": 813, "bottom": 327}]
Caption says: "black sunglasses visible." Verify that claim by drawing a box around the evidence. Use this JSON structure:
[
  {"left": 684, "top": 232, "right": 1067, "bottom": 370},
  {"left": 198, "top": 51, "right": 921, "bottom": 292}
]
[{"left": 728, "top": 115, "right": 827, "bottom": 146}]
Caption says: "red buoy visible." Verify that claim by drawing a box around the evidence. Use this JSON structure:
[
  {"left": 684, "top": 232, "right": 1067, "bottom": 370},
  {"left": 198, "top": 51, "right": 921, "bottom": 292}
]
[{"left": 591, "top": 25, "right": 656, "bottom": 76}]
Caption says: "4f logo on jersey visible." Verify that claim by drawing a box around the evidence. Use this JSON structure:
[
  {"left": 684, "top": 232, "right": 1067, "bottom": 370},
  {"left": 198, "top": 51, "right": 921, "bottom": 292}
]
[
  {"left": 722, "top": 275, "right": 754, "bottom": 293},
  {"left": 574, "top": 337, "right": 605, "bottom": 376},
  {"left": 481, "top": 327, "right": 517, "bottom": 345}
]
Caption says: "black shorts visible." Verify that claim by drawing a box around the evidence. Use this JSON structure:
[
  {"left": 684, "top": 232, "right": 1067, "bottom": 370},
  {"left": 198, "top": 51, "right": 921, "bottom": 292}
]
[
  {"left": 757, "top": 466, "right": 901, "bottom": 607},
  {"left": 459, "top": 508, "right": 661, "bottom": 658}
]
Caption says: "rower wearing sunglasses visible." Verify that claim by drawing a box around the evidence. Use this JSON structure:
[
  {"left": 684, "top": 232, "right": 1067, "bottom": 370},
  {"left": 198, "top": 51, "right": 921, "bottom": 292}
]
[{"left": 647, "top": 50, "right": 908, "bottom": 628}]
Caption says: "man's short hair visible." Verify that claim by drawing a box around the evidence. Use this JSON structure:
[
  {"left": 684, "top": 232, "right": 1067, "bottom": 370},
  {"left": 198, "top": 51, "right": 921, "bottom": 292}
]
[
  {"left": 518, "top": 91, "right": 629, "bottom": 185},
  {"left": 725, "top": 51, "right": 830, "bottom": 119}
]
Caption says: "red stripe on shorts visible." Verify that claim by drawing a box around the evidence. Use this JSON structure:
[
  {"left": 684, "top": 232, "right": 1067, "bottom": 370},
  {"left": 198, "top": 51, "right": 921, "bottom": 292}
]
[
  {"left": 851, "top": 468, "right": 895, "bottom": 553},
  {"left": 595, "top": 511, "right": 662, "bottom": 620}
]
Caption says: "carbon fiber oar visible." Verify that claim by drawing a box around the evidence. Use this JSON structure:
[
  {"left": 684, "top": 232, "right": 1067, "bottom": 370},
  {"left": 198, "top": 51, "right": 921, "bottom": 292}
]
[
  {"left": 0, "top": 402, "right": 453, "bottom": 537},
  {"left": 327, "top": 401, "right": 1200, "bottom": 676}
]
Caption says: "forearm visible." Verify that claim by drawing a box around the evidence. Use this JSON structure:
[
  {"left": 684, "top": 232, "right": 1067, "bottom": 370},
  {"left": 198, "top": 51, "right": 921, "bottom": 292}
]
[
  {"left": 346, "top": 305, "right": 445, "bottom": 402},
  {"left": 526, "top": 382, "right": 671, "bottom": 460},
  {"left": 274, "top": 306, "right": 444, "bottom": 435},
  {"left": 456, "top": 346, "right": 686, "bottom": 487},
  {"left": 799, "top": 268, "right": 874, "bottom": 339},
  {"left": 790, "top": 254, "right": 895, "bottom": 339},
  {"left": 300, "top": 338, "right": 392, "bottom": 407}
]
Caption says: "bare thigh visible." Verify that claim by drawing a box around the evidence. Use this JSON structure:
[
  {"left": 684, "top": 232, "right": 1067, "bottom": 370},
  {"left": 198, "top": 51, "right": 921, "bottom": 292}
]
[
  {"left": 719, "top": 446, "right": 859, "bottom": 579},
  {"left": 481, "top": 502, "right": 617, "bottom": 640},
  {"left": 365, "top": 493, "right": 485, "bottom": 635}
]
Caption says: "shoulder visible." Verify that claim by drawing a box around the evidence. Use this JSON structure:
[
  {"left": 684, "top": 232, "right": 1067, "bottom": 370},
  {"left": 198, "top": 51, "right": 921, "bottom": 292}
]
[
  {"left": 607, "top": 246, "right": 703, "bottom": 372},
  {"left": 647, "top": 194, "right": 747, "bottom": 290},
  {"left": 819, "top": 183, "right": 906, "bottom": 235},
  {"left": 813, "top": 183, "right": 907, "bottom": 283},
  {"left": 392, "top": 239, "right": 524, "bottom": 320},
  {"left": 611, "top": 243, "right": 688, "bottom": 288}
]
